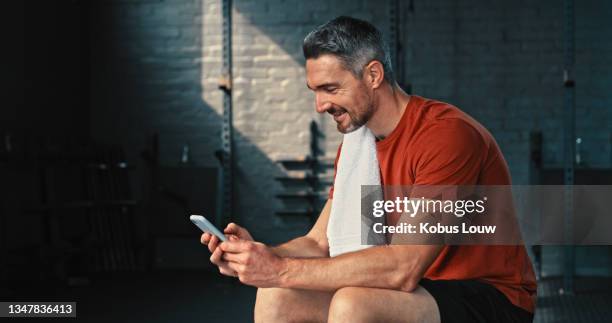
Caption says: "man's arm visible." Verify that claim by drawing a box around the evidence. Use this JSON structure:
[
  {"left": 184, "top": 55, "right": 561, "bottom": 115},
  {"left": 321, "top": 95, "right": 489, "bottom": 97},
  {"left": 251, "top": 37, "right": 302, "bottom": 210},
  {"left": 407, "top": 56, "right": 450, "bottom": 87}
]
[
  {"left": 270, "top": 199, "right": 331, "bottom": 258},
  {"left": 279, "top": 244, "right": 443, "bottom": 292},
  {"left": 218, "top": 195, "right": 443, "bottom": 292},
  {"left": 220, "top": 234, "right": 443, "bottom": 292},
  {"left": 205, "top": 200, "right": 331, "bottom": 277}
]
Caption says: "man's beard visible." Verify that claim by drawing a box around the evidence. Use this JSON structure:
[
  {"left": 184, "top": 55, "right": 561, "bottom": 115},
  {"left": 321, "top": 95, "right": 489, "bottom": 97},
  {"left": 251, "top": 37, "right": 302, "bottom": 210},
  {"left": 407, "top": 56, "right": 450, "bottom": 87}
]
[{"left": 336, "top": 105, "right": 374, "bottom": 134}]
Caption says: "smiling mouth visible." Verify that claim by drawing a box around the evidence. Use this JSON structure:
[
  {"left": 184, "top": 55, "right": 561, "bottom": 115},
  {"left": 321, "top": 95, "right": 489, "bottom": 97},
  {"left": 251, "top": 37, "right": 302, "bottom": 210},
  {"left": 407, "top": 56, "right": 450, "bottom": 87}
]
[
  {"left": 332, "top": 110, "right": 347, "bottom": 122},
  {"left": 328, "top": 108, "right": 346, "bottom": 117}
]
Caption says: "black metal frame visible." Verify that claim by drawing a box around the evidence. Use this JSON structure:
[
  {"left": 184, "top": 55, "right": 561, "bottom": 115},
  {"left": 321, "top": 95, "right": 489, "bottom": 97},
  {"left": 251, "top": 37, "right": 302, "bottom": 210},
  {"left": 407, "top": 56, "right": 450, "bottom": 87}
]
[{"left": 219, "top": 0, "right": 234, "bottom": 227}]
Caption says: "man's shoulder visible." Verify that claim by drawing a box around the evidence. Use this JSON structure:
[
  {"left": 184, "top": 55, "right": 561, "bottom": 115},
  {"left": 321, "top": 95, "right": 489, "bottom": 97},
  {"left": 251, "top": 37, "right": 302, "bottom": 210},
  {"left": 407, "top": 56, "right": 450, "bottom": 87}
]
[
  {"left": 407, "top": 103, "right": 494, "bottom": 171},
  {"left": 416, "top": 115, "right": 488, "bottom": 148},
  {"left": 410, "top": 98, "right": 492, "bottom": 147}
]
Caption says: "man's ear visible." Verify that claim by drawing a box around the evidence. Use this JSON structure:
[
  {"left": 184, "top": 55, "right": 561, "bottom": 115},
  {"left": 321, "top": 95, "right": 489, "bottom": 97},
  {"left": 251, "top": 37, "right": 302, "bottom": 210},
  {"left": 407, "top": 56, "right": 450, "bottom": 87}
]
[{"left": 365, "top": 60, "right": 385, "bottom": 89}]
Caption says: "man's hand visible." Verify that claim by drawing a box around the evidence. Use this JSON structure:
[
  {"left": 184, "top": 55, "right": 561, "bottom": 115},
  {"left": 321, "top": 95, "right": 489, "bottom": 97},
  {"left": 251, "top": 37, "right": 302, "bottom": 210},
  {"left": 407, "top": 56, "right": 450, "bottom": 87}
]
[
  {"left": 220, "top": 240, "right": 288, "bottom": 288},
  {"left": 200, "top": 223, "right": 254, "bottom": 277}
]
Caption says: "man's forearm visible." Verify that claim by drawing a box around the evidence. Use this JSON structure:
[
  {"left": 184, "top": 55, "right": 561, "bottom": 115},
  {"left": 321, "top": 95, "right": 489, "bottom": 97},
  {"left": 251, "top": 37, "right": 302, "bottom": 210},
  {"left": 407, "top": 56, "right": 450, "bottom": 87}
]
[
  {"left": 271, "top": 236, "right": 329, "bottom": 258},
  {"left": 278, "top": 245, "right": 442, "bottom": 292}
]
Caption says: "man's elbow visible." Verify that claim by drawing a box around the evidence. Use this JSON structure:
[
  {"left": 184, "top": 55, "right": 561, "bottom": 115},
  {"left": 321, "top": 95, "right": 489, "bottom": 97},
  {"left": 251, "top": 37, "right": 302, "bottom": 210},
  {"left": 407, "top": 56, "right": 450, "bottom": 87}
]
[
  {"left": 389, "top": 256, "right": 422, "bottom": 292},
  {"left": 304, "top": 234, "right": 329, "bottom": 258},
  {"left": 316, "top": 238, "right": 330, "bottom": 257},
  {"left": 390, "top": 271, "right": 420, "bottom": 292}
]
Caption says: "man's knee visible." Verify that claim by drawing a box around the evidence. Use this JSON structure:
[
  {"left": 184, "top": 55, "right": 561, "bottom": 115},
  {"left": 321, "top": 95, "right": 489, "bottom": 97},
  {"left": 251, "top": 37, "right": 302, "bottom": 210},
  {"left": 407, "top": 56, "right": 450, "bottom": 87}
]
[
  {"left": 255, "top": 288, "right": 330, "bottom": 323},
  {"left": 328, "top": 287, "right": 375, "bottom": 323},
  {"left": 255, "top": 288, "right": 293, "bottom": 323},
  {"left": 328, "top": 286, "right": 439, "bottom": 323}
]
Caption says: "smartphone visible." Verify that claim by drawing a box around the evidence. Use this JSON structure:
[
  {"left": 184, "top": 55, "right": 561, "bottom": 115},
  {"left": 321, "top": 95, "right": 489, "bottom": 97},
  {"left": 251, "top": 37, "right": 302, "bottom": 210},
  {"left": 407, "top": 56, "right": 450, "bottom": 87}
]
[{"left": 190, "top": 215, "right": 227, "bottom": 242}]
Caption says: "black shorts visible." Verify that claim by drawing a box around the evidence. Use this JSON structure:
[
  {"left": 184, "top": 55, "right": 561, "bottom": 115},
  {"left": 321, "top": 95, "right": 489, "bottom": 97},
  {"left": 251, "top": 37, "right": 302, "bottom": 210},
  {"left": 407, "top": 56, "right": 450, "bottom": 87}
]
[{"left": 419, "top": 279, "right": 534, "bottom": 323}]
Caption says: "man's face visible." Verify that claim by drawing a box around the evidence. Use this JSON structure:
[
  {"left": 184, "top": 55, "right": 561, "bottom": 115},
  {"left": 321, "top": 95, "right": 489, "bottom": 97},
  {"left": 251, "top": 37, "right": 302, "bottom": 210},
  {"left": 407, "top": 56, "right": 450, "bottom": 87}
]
[{"left": 305, "top": 55, "right": 375, "bottom": 133}]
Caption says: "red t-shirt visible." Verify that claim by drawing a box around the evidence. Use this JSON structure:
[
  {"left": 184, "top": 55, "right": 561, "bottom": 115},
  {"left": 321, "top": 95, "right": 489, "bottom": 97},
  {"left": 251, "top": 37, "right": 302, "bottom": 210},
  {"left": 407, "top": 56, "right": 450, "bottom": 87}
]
[{"left": 328, "top": 95, "right": 536, "bottom": 313}]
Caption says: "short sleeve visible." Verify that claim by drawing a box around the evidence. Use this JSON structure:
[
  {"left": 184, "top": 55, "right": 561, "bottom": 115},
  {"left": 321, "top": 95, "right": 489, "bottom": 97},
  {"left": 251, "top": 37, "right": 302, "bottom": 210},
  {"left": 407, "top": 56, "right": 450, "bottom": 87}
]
[{"left": 413, "top": 119, "right": 486, "bottom": 186}]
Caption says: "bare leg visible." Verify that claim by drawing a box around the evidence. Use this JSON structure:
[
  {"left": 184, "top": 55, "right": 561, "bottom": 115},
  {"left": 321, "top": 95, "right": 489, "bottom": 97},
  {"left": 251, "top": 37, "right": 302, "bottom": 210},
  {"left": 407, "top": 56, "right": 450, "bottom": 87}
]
[
  {"left": 254, "top": 287, "right": 333, "bottom": 323},
  {"left": 327, "top": 286, "right": 440, "bottom": 323}
]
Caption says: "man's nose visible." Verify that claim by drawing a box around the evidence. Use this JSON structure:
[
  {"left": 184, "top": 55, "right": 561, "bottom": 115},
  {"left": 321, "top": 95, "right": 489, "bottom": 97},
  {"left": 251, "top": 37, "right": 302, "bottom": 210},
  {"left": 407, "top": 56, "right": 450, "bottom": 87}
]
[{"left": 315, "top": 94, "right": 331, "bottom": 114}]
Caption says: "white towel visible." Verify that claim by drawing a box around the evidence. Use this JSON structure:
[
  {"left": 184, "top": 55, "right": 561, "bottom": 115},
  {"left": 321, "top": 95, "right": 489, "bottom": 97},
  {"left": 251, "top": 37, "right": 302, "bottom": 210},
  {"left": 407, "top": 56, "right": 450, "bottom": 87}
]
[{"left": 327, "top": 126, "right": 386, "bottom": 257}]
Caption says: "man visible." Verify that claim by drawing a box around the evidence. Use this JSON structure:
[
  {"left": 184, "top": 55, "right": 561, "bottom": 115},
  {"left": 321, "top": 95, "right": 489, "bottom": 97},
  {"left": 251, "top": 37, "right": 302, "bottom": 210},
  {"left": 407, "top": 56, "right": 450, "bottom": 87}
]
[{"left": 201, "top": 16, "right": 536, "bottom": 323}]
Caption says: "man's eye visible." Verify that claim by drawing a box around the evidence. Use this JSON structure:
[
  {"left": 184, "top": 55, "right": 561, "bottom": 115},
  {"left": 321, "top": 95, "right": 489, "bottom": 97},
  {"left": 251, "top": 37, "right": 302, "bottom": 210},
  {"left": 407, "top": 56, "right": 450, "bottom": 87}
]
[{"left": 324, "top": 87, "right": 338, "bottom": 93}]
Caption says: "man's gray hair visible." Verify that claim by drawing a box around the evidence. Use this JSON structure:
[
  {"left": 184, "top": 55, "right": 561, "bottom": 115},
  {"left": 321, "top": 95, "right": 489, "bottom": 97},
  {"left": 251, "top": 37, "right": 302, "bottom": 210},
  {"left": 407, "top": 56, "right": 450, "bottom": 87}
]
[{"left": 303, "top": 16, "right": 395, "bottom": 84}]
